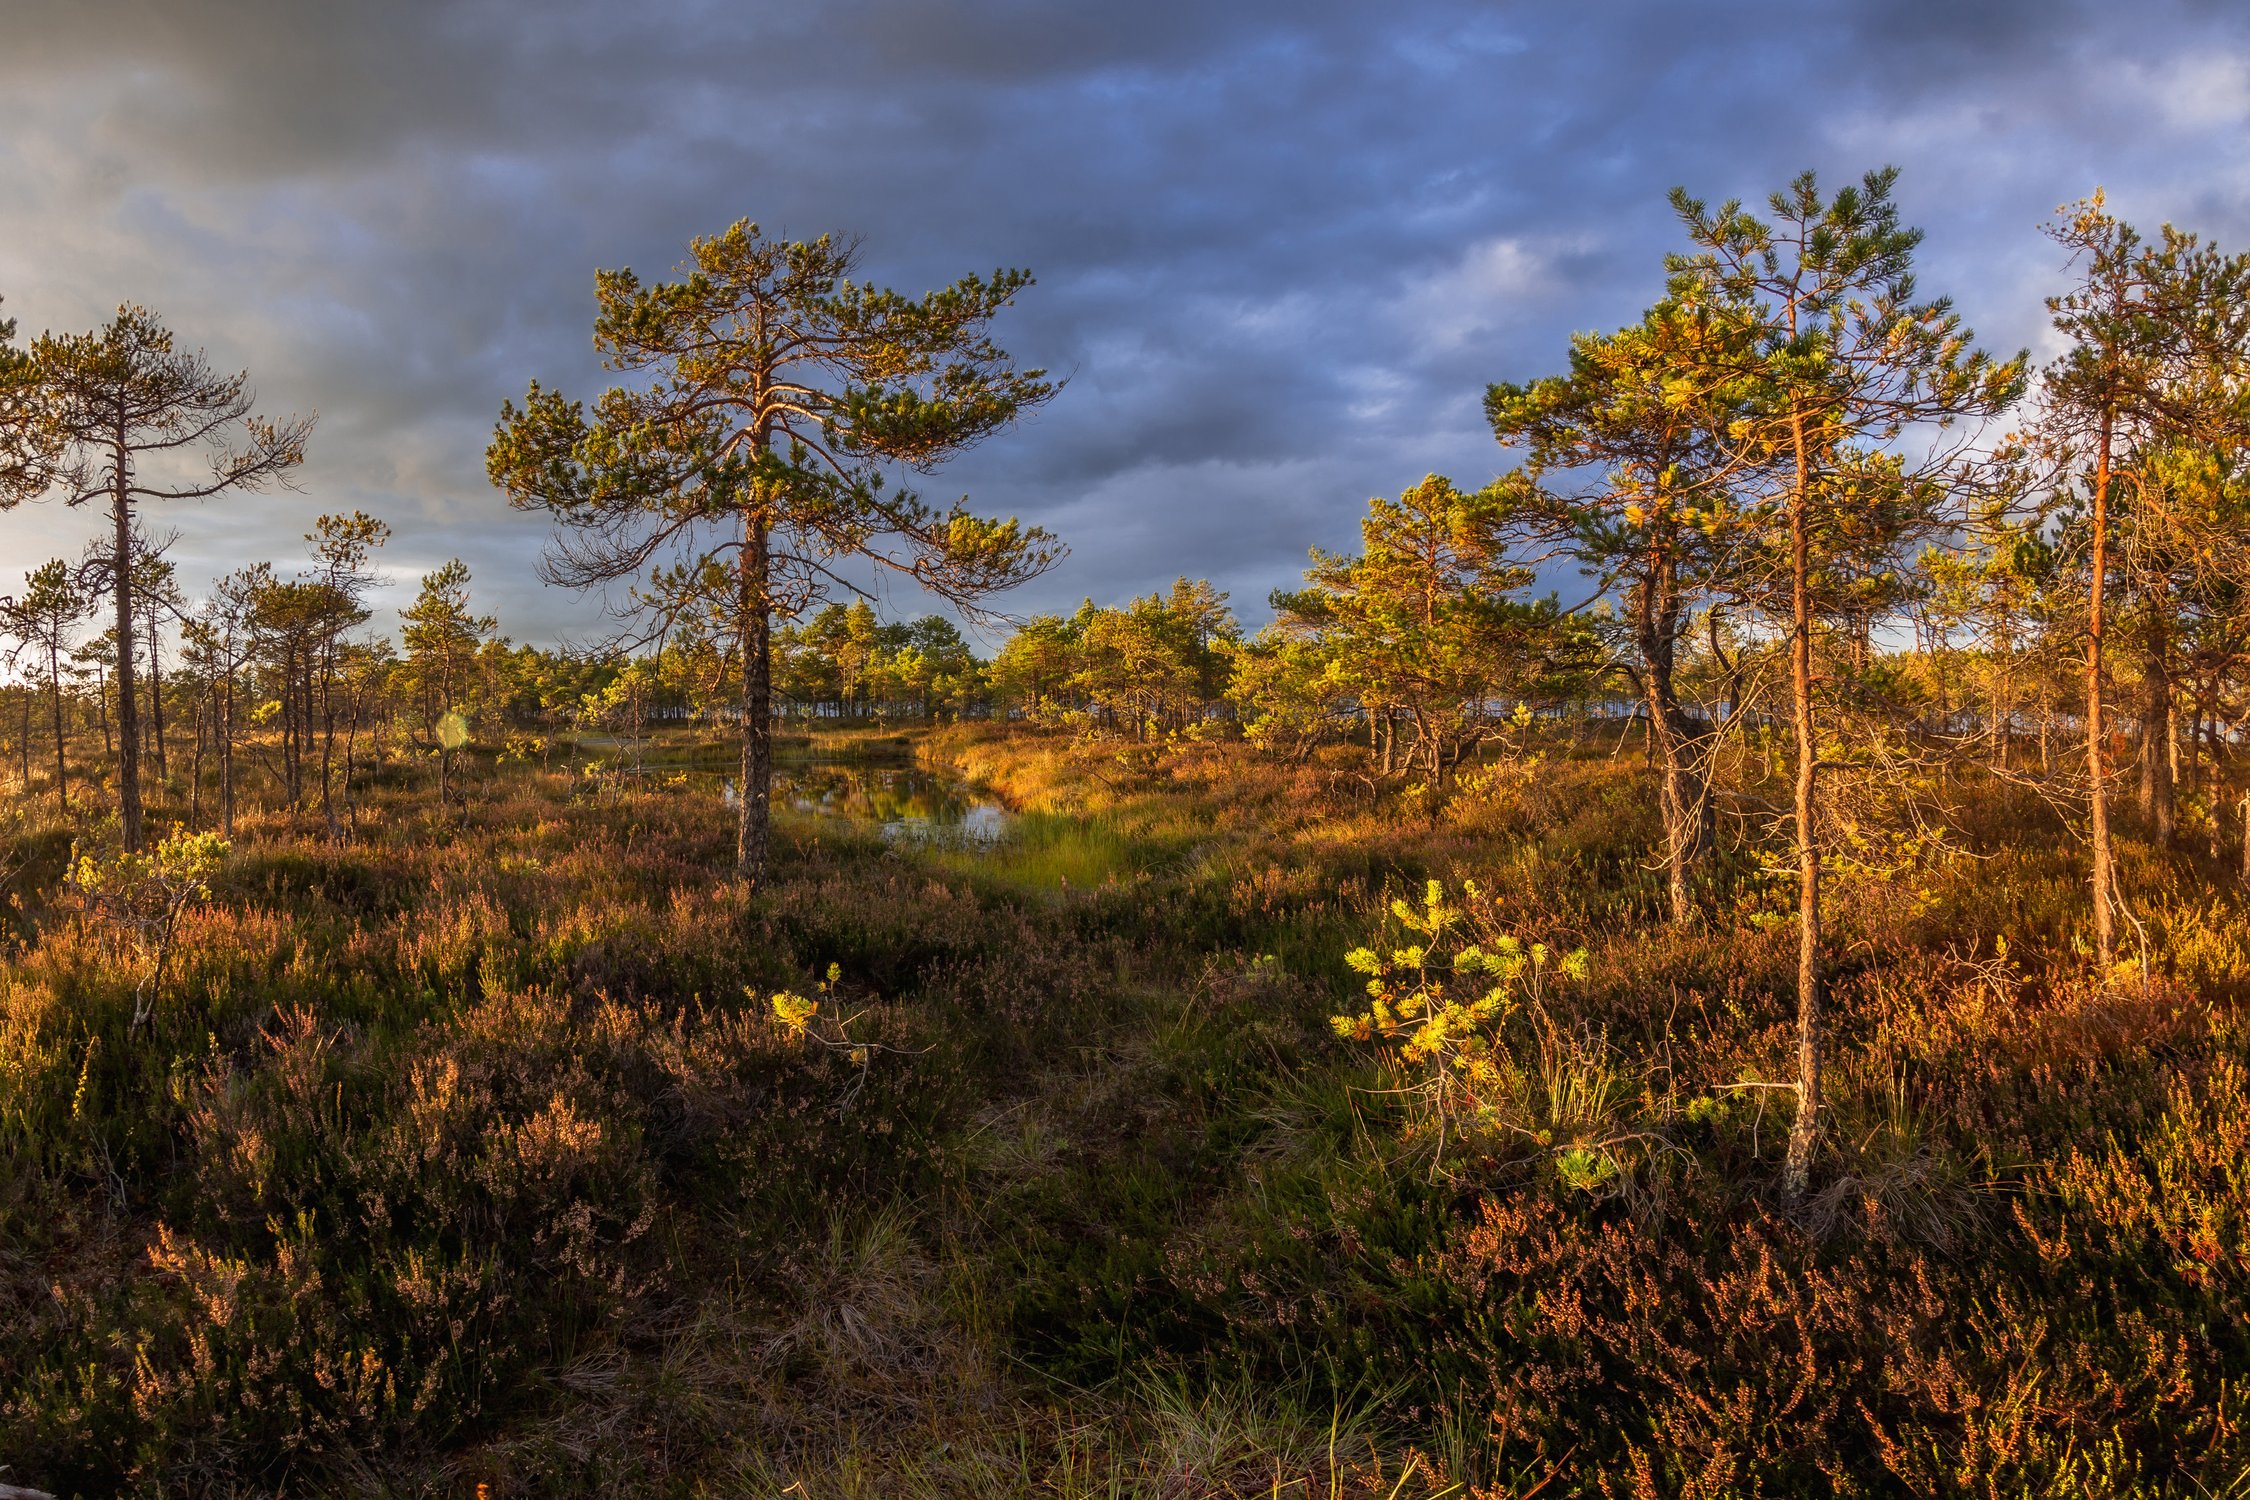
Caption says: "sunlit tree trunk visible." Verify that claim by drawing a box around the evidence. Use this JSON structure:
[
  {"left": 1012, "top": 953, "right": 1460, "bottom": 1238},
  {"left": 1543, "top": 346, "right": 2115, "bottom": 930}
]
[
  {"left": 46, "top": 643, "right": 66, "bottom": 815},
  {"left": 110, "top": 456, "right": 143, "bottom": 848},
  {"left": 1990, "top": 620, "right": 2011, "bottom": 771},
  {"left": 1638, "top": 545, "right": 1708, "bottom": 925},
  {"left": 2088, "top": 415, "right": 2116, "bottom": 967},
  {"left": 342, "top": 679, "right": 363, "bottom": 837},
  {"left": 1782, "top": 408, "right": 1823, "bottom": 1200},
  {"left": 2138, "top": 588, "right": 2174, "bottom": 843},
  {"left": 221, "top": 668, "right": 236, "bottom": 839}
]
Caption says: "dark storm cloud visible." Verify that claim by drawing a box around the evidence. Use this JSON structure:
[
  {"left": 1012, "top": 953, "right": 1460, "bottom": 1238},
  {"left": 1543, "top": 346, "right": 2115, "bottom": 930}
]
[{"left": 2, "top": 0, "right": 2247, "bottom": 638}]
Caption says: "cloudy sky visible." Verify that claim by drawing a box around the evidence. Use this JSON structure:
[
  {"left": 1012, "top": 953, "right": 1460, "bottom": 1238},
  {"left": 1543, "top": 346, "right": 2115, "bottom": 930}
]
[{"left": 2, "top": 0, "right": 2246, "bottom": 648}]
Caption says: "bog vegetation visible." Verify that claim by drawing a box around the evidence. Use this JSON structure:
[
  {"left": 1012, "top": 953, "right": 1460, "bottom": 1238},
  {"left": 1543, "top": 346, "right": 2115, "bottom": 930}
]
[{"left": 0, "top": 176, "right": 2245, "bottom": 1496}]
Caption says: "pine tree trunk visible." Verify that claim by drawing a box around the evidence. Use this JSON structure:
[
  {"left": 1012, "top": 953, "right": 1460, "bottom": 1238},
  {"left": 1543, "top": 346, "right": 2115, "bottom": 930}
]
[
  {"left": 189, "top": 699, "right": 205, "bottom": 828},
  {"left": 320, "top": 647, "right": 339, "bottom": 841},
  {"left": 221, "top": 671, "right": 236, "bottom": 839},
  {"left": 112, "top": 473, "right": 143, "bottom": 851},
  {"left": 282, "top": 647, "right": 298, "bottom": 808},
  {"left": 1782, "top": 412, "right": 1823, "bottom": 1200},
  {"left": 46, "top": 644, "right": 66, "bottom": 816},
  {"left": 2138, "top": 601, "right": 2174, "bottom": 843},
  {"left": 147, "top": 608, "right": 168, "bottom": 784},
  {"left": 1639, "top": 555, "right": 1707, "bottom": 926},
  {"left": 2087, "top": 416, "right": 2116, "bottom": 968},
  {"left": 342, "top": 684, "right": 361, "bottom": 837},
  {"left": 304, "top": 664, "right": 318, "bottom": 816},
  {"left": 1989, "top": 627, "right": 2010, "bottom": 770},
  {"left": 737, "top": 507, "right": 774, "bottom": 877}
]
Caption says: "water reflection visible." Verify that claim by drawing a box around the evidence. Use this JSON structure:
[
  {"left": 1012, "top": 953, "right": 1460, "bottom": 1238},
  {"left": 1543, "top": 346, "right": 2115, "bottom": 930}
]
[{"left": 769, "top": 756, "right": 1011, "bottom": 848}]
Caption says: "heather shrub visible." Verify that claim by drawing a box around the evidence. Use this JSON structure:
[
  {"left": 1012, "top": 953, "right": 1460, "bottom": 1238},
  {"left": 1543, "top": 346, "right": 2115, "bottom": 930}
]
[{"left": 3, "top": 726, "right": 2247, "bottom": 1495}]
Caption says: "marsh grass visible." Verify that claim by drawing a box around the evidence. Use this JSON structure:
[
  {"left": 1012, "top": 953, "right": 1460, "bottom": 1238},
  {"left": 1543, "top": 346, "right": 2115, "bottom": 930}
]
[
  {"left": 0, "top": 721, "right": 2243, "bottom": 1495},
  {"left": 927, "top": 806, "right": 1149, "bottom": 891}
]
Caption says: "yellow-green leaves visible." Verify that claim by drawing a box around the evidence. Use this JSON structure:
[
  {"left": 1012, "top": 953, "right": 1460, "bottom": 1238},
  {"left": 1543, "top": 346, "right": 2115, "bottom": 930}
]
[
  {"left": 770, "top": 990, "right": 819, "bottom": 1036},
  {"left": 1330, "top": 878, "right": 1588, "bottom": 1126},
  {"left": 63, "top": 826, "right": 231, "bottom": 1028},
  {"left": 68, "top": 827, "right": 229, "bottom": 908}
]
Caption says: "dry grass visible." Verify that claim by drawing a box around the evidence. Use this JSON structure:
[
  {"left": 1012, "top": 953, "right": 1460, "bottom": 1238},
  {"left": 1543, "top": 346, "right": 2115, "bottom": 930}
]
[{"left": 0, "top": 723, "right": 2242, "bottom": 1495}]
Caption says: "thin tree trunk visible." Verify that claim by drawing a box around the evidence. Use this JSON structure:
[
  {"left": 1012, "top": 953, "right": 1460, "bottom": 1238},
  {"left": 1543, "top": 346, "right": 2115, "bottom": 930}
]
[
  {"left": 1640, "top": 555, "right": 1707, "bottom": 926},
  {"left": 47, "top": 645, "right": 66, "bottom": 816},
  {"left": 320, "top": 646, "right": 339, "bottom": 841},
  {"left": 189, "top": 698, "right": 205, "bottom": 827},
  {"left": 112, "top": 468, "right": 143, "bottom": 851},
  {"left": 1990, "top": 626, "right": 2010, "bottom": 771},
  {"left": 221, "top": 670, "right": 236, "bottom": 839},
  {"left": 737, "top": 506, "right": 774, "bottom": 876},
  {"left": 342, "top": 682, "right": 362, "bottom": 837},
  {"left": 2087, "top": 414, "right": 2116, "bottom": 968},
  {"left": 147, "top": 607, "right": 168, "bottom": 784},
  {"left": 1782, "top": 408, "right": 1823, "bottom": 1200},
  {"left": 281, "top": 647, "right": 297, "bottom": 808},
  {"left": 304, "top": 661, "right": 318, "bottom": 817},
  {"left": 2039, "top": 681, "right": 2052, "bottom": 774},
  {"left": 2139, "top": 591, "right": 2174, "bottom": 843},
  {"left": 297, "top": 654, "right": 312, "bottom": 810}
]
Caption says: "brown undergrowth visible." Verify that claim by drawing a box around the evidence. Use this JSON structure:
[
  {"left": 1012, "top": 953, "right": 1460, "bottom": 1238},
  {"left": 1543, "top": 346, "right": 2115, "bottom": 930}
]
[{"left": 0, "top": 725, "right": 2243, "bottom": 1496}]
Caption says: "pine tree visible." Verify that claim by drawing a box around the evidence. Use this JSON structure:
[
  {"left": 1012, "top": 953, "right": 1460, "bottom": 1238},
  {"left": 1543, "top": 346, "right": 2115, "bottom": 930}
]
[
  {"left": 0, "top": 296, "right": 51, "bottom": 506},
  {"left": 1668, "top": 169, "right": 2024, "bottom": 1195},
  {"left": 22, "top": 307, "right": 310, "bottom": 848},
  {"left": 181, "top": 566, "right": 268, "bottom": 836},
  {"left": 305, "top": 513, "right": 390, "bottom": 836},
  {"left": 1491, "top": 299, "right": 1765, "bottom": 923},
  {"left": 489, "top": 221, "right": 1062, "bottom": 877},
  {"left": 2019, "top": 197, "right": 2250, "bottom": 960},
  {"left": 990, "top": 613, "right": 1078, "bottom": 720},
  {"left": 399, "top": 560, "right": 495, "bottom": 809},
  {"left": 1272, "top": 476, "right": 1589, "bottom": 788},
  {"left": 0, "top": 560, "right": 95, "bottom": 814}
]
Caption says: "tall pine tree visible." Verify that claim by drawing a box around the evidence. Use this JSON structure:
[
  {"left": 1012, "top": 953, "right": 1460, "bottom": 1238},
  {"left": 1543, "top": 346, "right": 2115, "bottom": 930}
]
[{"left": 490, "top": 222, "right": 1062, "bottom": 876}]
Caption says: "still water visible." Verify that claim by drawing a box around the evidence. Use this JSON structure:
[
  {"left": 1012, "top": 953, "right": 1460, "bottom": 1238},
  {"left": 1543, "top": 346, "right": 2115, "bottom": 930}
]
[{"left": 731, "top": 755, "right": 1012, "bottom": 847}]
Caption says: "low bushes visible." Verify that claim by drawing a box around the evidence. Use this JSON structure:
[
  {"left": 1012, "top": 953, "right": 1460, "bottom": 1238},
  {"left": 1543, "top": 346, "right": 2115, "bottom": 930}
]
[{"left": 1, "top": 727, "right": 2245, "bottom": 1495}]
